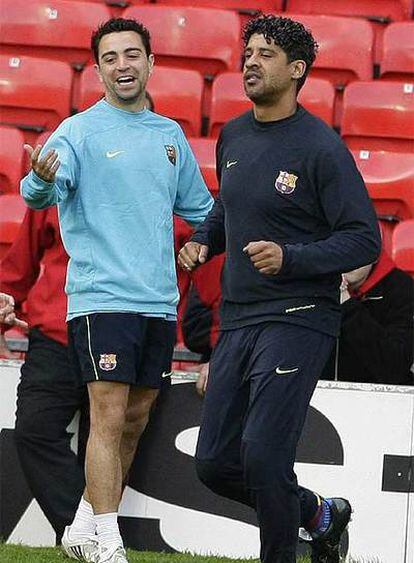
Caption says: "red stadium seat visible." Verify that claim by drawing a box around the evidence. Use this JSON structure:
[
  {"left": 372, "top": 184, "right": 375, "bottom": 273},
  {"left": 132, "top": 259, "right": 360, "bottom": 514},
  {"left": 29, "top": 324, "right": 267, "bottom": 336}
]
[
  {"left": 123, "top": 6, "right": 241, "bottom": 77},
  {"left": 67, "top": 0, "right": 150, "bottom": 17},
  {"left": 285, "top": 0, "right": 413, "bottom": 21},
  {"left": 286, "top": 1, "right": 413, "bottom": 63},
  {"left": 380, "top": 22, "right": 414, "bottom": 81},
  {"left": 0, "top": 127, "right": 25, "bottom": 195},
  {"left": 299, "top": 77, "right": 335, "bottom": 125},
  {"left": 77, "top": 65, "right": 203, "bottom": 136},
  {"left": 0, "top": 0, "right": 111, "bottom": 68},
  {"left": 0, "top": 194, "right": 27, "bottom": 257},
  {"left": 392, "top": 220, "right": 414, "bottom": 275},
  {"left": 155, "top": 0, "right": 283, "bottom": 26},
  {"left": 147, "top": 66, "right": 203, "bottom": 137},
  {"left": 188, "top": 138, "right": 218, "bottom": 195},
  {"left": 0, "top": 55, "right": 73, "bottom": 145},
  {"left": 209, "top": 73, "right": 251, "bottom": 138},
  {"left": 351, "top": 150, "right": 414, "bottom": 221},
  {"left": 342, "top": 81, "right": 414, "bottom": 153},
  {"left": 76, "top": 65, "right": 106, "bottom": 112},
  {"left": 156, "top": 0, "right": 280, "bottom": 8},
  {"left": 208, "top": 73, "right": 335, "bottom": 137},
  {"left": 286, "top": 14, "right": 374, "bottom": 90},
  {"left": 352, "top": 149, "right": 414, "bottom": 254}
]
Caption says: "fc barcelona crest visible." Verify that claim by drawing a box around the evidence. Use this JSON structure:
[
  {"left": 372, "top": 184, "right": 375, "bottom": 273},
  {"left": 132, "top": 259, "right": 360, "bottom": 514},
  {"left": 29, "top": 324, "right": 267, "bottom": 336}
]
[
  {"left": 99, "top": 354, "right": 117, "bottom": 371},
  {"left": 275, "top": 171, "right": 298, "bottom": 195},
  {"left": 164, "top": 145, "right": 177, "bottom": 166}
]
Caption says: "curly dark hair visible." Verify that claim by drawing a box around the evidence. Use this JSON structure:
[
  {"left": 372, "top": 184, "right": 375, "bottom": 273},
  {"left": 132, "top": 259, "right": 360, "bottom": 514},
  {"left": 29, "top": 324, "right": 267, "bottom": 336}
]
[
  {"left": 91, "top": 18, "right": 152, "bottom": 64},
  {"left": 243, "top": 14, "right": 318, "bottom": 92}
]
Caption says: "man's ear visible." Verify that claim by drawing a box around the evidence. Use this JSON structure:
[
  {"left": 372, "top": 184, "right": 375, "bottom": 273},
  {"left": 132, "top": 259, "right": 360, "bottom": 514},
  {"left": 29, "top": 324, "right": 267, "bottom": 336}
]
[
  {"left": 148, "top": 54, "right": 155, "bottom": 75},
  {"left": 291, "top": 59, "right": 306, "bottom": 80},
  {"left": 94, "top": 63, "right": 103, "bottom": 84}
]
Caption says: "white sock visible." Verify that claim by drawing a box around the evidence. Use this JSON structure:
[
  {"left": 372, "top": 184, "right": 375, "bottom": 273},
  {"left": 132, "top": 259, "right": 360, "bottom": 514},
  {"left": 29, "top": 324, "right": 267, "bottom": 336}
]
[
  {"left": 70, "top": 497, "right": 96, "bottom": 538},
  {"left": 95, "top": 512, "right": 123, "bottom": 551}
]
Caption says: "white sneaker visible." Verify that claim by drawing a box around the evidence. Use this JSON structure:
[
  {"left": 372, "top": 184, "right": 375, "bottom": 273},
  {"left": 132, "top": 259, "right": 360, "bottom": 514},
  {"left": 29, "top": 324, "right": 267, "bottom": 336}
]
[
  {"left": 97, "top": 545, "right": 129, "bottom": 563},
  {"left": 61, "top": 526, "right": 99, "bottom": 562}
]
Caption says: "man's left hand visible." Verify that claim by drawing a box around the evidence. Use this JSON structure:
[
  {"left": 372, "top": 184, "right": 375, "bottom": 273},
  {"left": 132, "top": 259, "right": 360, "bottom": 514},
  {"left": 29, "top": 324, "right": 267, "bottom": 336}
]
[{"left": 243, "top": 241, "right": 283, "bottom": 275}]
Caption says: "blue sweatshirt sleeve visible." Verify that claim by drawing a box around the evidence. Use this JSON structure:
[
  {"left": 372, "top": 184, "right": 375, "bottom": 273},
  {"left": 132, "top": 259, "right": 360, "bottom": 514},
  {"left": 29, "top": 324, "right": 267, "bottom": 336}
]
[
  {"left": 21, "top": 122, "right": 79, "bottom": 209},
  {"left": 280, "top": 144, "right": 381, "bottom": 277},
  {"left": 173, "top": 127, "right": 213, "bottom": 227}
]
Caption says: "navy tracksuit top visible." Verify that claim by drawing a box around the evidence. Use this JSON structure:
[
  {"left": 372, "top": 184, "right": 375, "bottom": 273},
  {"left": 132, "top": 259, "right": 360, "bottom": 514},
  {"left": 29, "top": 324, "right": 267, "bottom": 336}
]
[{"left": 192, "top": 105, "right": 381, "bottom": 336}]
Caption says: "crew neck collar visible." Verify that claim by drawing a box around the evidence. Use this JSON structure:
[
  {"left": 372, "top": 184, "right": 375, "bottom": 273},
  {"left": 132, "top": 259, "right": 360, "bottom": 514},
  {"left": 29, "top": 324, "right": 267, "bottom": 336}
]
[
  {"left": 250, "top": 104, "right": 305, "bottom": 130},
  {"left": 100, "top": 98, "right": 148, "bottom": 117}
]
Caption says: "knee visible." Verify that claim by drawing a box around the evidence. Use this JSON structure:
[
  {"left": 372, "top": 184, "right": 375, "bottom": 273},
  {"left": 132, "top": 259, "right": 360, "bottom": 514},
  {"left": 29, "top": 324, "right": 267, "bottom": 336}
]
[
  {"left": 242, "top": 439, "right": 296, "bottom": 491},
  {"left": 14, "top": 411, "right": 41, "bottom": 446},
  {"left": 90, "top": 402, "right": 126, "bottom": 439}
]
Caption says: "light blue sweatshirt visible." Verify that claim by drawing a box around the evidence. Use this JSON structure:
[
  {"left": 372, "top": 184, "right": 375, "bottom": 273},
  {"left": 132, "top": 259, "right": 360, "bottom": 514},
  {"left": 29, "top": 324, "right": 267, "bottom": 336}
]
[{"left": 21, "top": 100, "right": 213, "bottom": 320}]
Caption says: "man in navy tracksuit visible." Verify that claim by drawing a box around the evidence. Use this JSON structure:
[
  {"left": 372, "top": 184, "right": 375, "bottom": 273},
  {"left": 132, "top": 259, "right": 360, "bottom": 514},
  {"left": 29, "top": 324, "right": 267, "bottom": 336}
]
[{"left": 179, "top": 15, "right": 381, "bottom": 563}]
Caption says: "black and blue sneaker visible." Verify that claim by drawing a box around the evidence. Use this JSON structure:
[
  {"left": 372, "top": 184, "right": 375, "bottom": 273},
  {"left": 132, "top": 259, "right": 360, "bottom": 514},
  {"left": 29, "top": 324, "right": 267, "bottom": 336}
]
[{"left": 310, "top": 497, "right": 352, "bottom": 563}]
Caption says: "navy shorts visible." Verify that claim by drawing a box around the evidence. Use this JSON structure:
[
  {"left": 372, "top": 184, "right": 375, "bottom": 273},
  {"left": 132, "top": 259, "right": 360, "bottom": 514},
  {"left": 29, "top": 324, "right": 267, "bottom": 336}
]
[{"left": 68, "top": 313, "right": 177, "bottom": 388}]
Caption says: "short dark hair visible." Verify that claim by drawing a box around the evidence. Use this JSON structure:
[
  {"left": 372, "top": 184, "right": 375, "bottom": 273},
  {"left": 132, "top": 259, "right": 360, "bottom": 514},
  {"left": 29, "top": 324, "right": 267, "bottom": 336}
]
[
  {"left": 91, "top": 18, "right": 152, "bottom": 64},
  {"left": 243, "top": 15, "right": 318, "bottom": 92}
]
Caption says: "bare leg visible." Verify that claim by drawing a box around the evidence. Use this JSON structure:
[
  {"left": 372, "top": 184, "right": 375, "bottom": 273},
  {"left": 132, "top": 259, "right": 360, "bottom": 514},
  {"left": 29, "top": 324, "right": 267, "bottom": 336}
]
[
  {"left": 82, "top": 386, "right": 159, "bottom": 504},
  {"left": 120, "top": 386, "right": 159, "bottom": 481},
  {"left": 85, "top": 381, "right": 129, "bottom": 514}
]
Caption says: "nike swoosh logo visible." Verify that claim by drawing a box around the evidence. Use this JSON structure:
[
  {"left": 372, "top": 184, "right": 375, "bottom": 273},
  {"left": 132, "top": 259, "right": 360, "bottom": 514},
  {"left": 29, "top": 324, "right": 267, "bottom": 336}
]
[
  {"left": 364, "top": 295, "right": 384, "bottom": 301},
  {"left": 226, "top": 160, "right": 238, "bottom": 169},
  {"left": 275, "top": 366, "right": 299, "bottom": 375},
  {"left": 106, "top": 150, "right": 125, "bottom": 158},
  {"left": 161, "top": 371, "right": 173, "bottom": 378}
]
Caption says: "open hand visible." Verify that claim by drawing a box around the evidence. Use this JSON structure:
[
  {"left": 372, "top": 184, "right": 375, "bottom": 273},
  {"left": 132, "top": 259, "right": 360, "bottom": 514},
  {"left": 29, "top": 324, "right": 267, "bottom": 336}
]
[{"left": 24, "top": 144, "right": 60, "bottom": 183}]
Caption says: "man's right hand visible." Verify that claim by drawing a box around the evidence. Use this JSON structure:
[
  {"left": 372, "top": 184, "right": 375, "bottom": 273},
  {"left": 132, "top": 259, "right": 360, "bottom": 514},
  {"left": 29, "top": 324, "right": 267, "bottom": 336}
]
[
  {"left": 178, "top": 241, "right": 209, "bottom": 272},
  {"left": 24, "top": 144, "right": 60, "bottom": 183}
]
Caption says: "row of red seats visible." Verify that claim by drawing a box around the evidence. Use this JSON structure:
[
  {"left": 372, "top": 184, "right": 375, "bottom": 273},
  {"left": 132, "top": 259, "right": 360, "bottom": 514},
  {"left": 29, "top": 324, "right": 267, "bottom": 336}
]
[
  {"left": 1, "top": 2, "right": 413, "bottom": 76},
  {"left": 1, "top": 192, "right": 413, "bottom": 275},
  {"left": 1, "top": 57, "right": 412, "bottom": 153},
  {"left": 66, "top": 0, "right": 413, "bottom": 20}
]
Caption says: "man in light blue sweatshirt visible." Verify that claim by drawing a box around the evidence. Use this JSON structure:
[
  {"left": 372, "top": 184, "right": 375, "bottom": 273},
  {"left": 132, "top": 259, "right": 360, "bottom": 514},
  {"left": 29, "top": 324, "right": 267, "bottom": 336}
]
[{"left": 21, "top": 17, "right": 213, "bottom": 563}]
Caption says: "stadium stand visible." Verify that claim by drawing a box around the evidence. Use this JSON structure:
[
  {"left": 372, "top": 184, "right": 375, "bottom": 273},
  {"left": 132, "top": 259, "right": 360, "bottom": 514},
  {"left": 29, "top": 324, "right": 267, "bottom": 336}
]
[
  {"left": 351, "top": 149, "right": 414, "bottom": 254},
  {"left": 342, "top": 81, "right": 414, "bottom": 152},
  {"left": 281, "top": 13, "right": 374, "bottom": 124},
  {"left": 0, "top": 55, "right": 73, "bottom": 145},
  {"left": 380, "top": 21, "right": 414, "bottom": 81},
  {"left": 208, "top": 73, "right": 335, "bottom": 137},
  {"left": 155, "top": 0, "right": 283, "bottom": 26},
  {"left": 187, "top": 138, "right": 218, "bottom": 195},
  {"left": 392, "top": 220, "right": 414, "bottom": 276},
  {"left": 208, "top": 72, "right": 251, "bottom": 137},
  {"left": 123, "top": 6, "right": 241, "bottom": 77},
  {"left": 352, "top": 150, "right": 414, "bottom": 220},
  {"left": 76, "top": 64, "right": 203, "bottom": 137},
  {"left": 123, "top": 4, "right": 241, "bottom": 118},
  {"left": 0, "top": 126, "right": 25, "bottom": 195},
  {"left": 285, "top": 0, "right": 413, "bottom": 20},
  {"left": 286, "top": 0, "right": 413, "bottom": 64},
  {"left": 67, "top": 0, "right": 151, "bottom": 18},
  {"left": 146, "top": 66, "right": 203, "bottom": 137},
  {"left": 0, "top": 194, "right": 27, "bottom": 258},
  {"left": 0, "top": 0, "right": 111, "bottom": 68},
  {"left": 283, "top": 14, "right": 374, "bottom": 89},
  {"left": 155, "top": 0, "right": 280, "bottom": 8}
]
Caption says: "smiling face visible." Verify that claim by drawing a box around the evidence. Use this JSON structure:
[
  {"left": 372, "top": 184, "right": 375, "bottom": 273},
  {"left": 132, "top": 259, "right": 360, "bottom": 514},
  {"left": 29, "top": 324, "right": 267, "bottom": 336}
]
[
  {"left": 95, "top": 30, "right": 154, "bottom": 112},
  {"left": 243, "top": 33, "right": 305, "bottom": 106}
]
